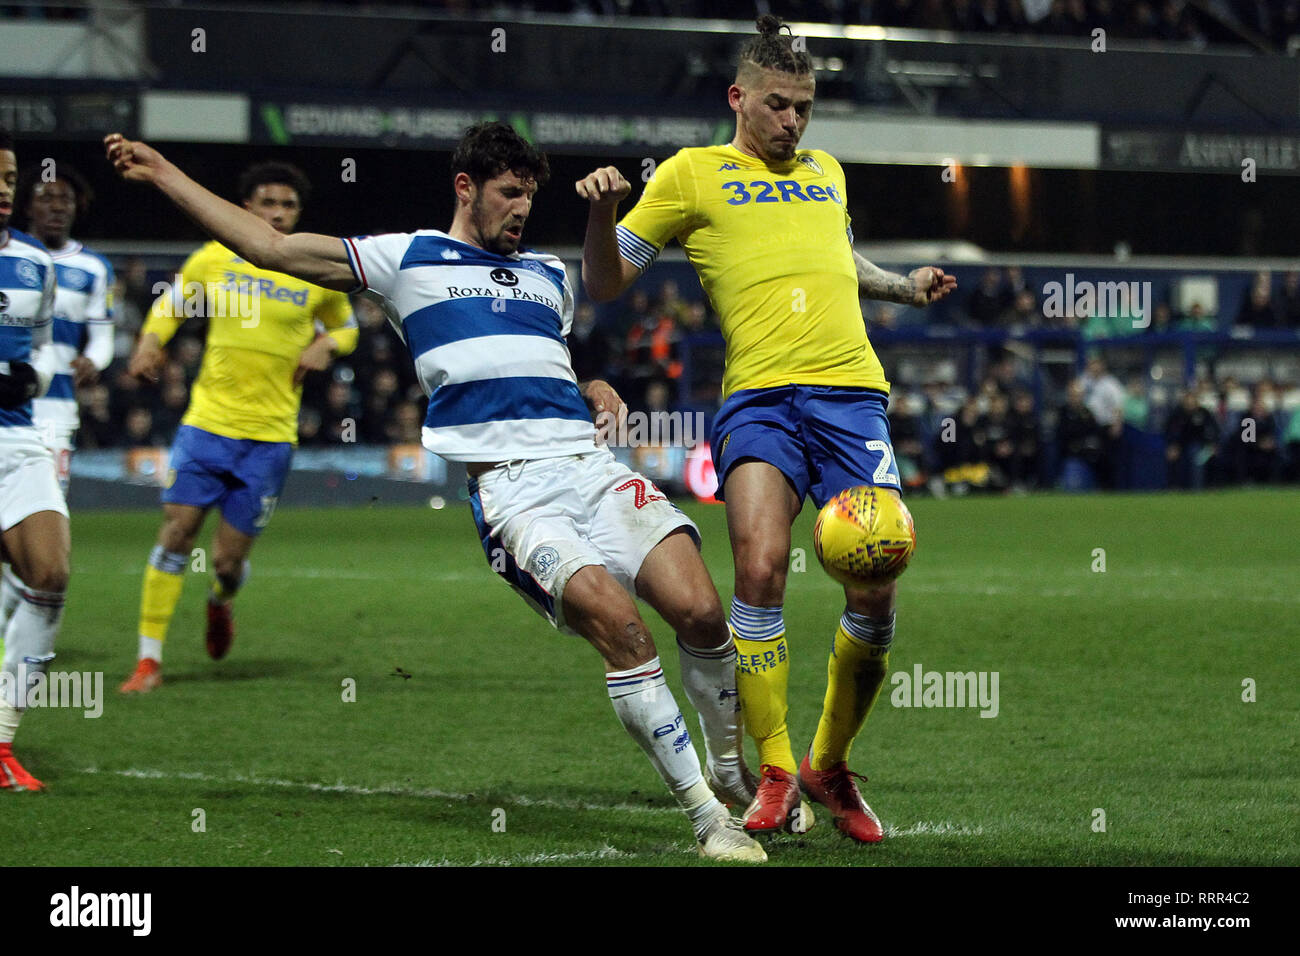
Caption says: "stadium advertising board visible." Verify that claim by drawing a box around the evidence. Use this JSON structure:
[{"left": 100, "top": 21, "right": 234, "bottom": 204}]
[
  {"left": 253, "top": 100, "right": 730, "bottom": 155},
  {"left": 1103, "top": 128, "right": 1300, "bottom": 175},
  {"left": 0, "top": 91, "right": 137, "bottom": 139}
]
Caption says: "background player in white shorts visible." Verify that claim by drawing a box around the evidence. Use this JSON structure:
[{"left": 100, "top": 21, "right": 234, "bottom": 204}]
[
  {"left": 106, "top": 122, "right": 770, "bottom": 861},
  {"left": 0, "top": 129, "right": 73, "bottom": 791},
  {"left": 0, "top": 163, "right": 115, "bottom": 637}
]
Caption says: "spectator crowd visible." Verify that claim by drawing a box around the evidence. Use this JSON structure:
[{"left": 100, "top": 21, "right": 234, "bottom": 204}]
[{"left": 79, "top": 255, "right": 1300, "bottom": 494}]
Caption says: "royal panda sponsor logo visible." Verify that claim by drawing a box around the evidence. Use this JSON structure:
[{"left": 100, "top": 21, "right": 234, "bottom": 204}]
[{"left": 490, "top": 268, "right": 519, "bottom": 287}]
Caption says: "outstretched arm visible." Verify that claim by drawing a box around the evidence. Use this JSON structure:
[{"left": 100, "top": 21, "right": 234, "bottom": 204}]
[
  {"left": 576, "top": 166, "right": 640, "bottom": 303},
  {"left": 854, "top": 251, "right": 957, "bottom": 308},
  {"left": 104, "top": 133, "right": 356, "bottom": 292}
]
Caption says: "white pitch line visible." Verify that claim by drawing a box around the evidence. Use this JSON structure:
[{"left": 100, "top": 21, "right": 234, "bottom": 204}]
[
  {"left": 78, "top": 766, "right": 676, "bottom": 815},
  {"left": 76, "top": 566, "right": 481, "bottom": 583},
  {"left": 78, "top": 768, "right": 986, "bottom": 842},
  {"left": 397, "top": 846, "right": 649, "bottom": 866},
  {"left": 885, "top": 820, "right": 985, "bottom": 837}
]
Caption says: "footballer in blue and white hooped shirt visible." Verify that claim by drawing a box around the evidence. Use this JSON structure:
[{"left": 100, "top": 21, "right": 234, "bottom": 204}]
[
  {"left": 16, "top": 162, "right": 115, "bottom": 494},
  {"left": 0, "top": 129, "right": 74, "bottom": 793},
  {"left": 104, "top": 121, "right": 766, "bottom": 860}
]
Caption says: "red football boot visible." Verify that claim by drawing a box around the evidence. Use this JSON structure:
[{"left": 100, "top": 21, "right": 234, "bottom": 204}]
[
  {"left": 119, "top": 657, "right": 162, "bottom": 694},
  {"left": 742, "top": 764, "right": 800, "bottom": 832},
  {"left": 0, "top": 743, "right": 45, "bottom": 791},
  {"left": 206, "top": 598, "right": 235, "bottom": 660},
  {"left": 799, "top": 752, "right": 884, "bottom": 843}
]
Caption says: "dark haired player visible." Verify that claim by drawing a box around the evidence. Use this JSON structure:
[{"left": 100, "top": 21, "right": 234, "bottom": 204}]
[
  {"left": 579, "top": 16, "right": 956, "bottom": 842},
  {"left": 119, "top": 160, "right": 357, "bottom": 693},
  {"left": 0, "top": 129, "right": 70, "bottom": 790},
  {"left": 0, "top": 164, "right": 115, "bottom": 638},
  {"left": 105, "top": 122, "right": 768, "bottom": 861}
]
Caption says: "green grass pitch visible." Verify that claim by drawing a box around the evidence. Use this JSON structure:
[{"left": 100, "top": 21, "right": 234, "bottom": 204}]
[{"left": 7, "top": 489, "right": 1298, "bottom": 866}]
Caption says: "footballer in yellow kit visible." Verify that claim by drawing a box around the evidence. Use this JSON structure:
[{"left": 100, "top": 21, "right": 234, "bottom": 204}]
[
  {"left": 578, "top": 16, "right": 956, "bottom": 842},
  {"left": 120, "top": 162, "right": 357, "bottom": 694}
]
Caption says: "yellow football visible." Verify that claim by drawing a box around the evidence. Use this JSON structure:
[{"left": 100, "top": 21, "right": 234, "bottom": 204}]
[{"left": 813, "top": 485, "right": 916, "bottom": 586}]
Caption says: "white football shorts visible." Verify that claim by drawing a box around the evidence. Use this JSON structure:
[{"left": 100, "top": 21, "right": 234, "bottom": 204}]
[
  {"left": 0, "top": 428, "right": 69, "bottom": 532},
  {"left": 468, "top": 447, "right": 700, "bottom": 631},
  {"left": 33, "top": 418, "right": 75, "bottom": 496}
]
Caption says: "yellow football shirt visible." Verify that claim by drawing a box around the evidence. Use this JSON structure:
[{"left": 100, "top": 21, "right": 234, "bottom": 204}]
[
  {"left": 617, "top": 144, "right": 887, "bottom": 399},
  {"left": 143, "top": 241, "right": 358, "bottom": 444}
]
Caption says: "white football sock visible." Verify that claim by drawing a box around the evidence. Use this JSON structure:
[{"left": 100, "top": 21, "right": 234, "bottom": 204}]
[
  {"left": 138, "top": 637, "right": 163, "bottom": 662},
  {"left": 1, "top": 584, "right": 64, "bottom": 742},
  {"left": 0, "top": 564, "right": 21, "bottom": 634},
  {"left": 605, "top": 656, "right": 723, "bottom": 833},
  {"left": 0, "top": 699, "right": 19, "bottom": 743},
  {"left": 677, "top": 635, "right": 743, "bottom": 777}
]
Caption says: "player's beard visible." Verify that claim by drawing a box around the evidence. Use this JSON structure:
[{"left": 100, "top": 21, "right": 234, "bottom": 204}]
[{"left": 471, "top": 195, "right": 521, "bottom": 256}]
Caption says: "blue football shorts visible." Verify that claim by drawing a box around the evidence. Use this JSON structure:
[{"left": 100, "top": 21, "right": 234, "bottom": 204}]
[
  {"left": 709, "top": 384, "right": 900, "bottom": 509},
  {"left": 163, "top": 424, "right": 293, "bottom": 537}
]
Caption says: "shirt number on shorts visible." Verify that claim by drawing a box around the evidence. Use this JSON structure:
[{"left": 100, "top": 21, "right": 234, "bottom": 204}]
[
  {"left": 614, "top": 478, "right": 667, "bottom": 510},
  {"left": 865, "top": 440, "right": 900, "bottom": 486},
  {"left": 254, "top": 495, "right": 279, "bottom": 529}
]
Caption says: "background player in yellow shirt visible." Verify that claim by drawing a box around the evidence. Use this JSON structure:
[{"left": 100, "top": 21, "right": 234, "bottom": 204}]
[
  {"left": 578, "top": 16, "right": 955, "bottom": 842},
  {"left": 120, "top": 162, "right": 357, "bottom": 693}
]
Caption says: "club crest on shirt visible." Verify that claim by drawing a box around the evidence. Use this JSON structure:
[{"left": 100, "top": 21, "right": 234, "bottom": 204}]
[
  {"left": 15, "top": 260, "right": 41, "bottom": 288},
  {"left": 797, "top": 154, "right": 824, "bottom": 176},
  {"left": 529, "top": 546, "right": 561, "bottom": 582}
]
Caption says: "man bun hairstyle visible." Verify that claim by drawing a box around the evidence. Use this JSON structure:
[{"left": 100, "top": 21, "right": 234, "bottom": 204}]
[
  {"left": 737, "top": 15, "right": 813, "bottom": 78},
  {"left": 452, "top": 121, "right": 550, "bottom": 189}
]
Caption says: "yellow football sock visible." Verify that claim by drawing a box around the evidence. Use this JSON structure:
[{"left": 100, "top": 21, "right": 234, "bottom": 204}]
[
  {"left": 733, "top": 631, "right": 796, "bottom": 773},
  {"left": 138, "top": 547, "right": 187, "bottom": 644},
  {"left": 810, "top": 620, "right": 892, "bottom": 771}
]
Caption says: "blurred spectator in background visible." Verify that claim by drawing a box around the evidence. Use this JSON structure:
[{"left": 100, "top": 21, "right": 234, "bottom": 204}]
[
  {"left": 569, "top": 301, "right": 612, "bottom": 383},
  {"left": 1057, "top": 380, "right": 1103, "bottom": 489},
  {"left": 77, "top": 383, "right": 116, "bottom": 449},
  {"left": 123, "top": 406, "right": 162, "bottom": 447},
  {"left": 1228, "top": 384, "right": 1284, "bottom": 484},
  {"left": 965, "top": 267, "right": 1006, "bottom": 326},
  {"left": 1285, "top": 402, "right": 1300, "bottom": 481},
  {"left": 1179, "top": 300, "right": 1217, "bottom": 332},
  {"left": 386, "top": 401, "right": 424, "bottom": 445},
  {"left": 153, "top": 380, "right": 190, "bottom": 443},
  {"left": 1278, "top": 271, "right": 1300, "bottom": 328},
  {"left": 1007, "top": 388, "right": 1040, "bottom": 488},
  {"left": 625, "top": 294, "right": 683, "bottom": 405},
  {"left": 1165, "top": 388, "right": 1219, "bottom": 489},
  {"left": 888, "top": 390, "right": 930, "bottom": 489},
  {"left": 1235, "top": 272, "right": 1279, "bottom": 329},
  {"left": 360, "top": 367, "right": 401, "bottom": 444},
  {"left": 618, "top": 288, "right": 652, "bottom": 336},
  {"left": 173, "top": 335, "right": 204, "bottom": 385},
  {"left": 999, "top": 287, "right": 1039, "bottom": 330},
  {"left": 979, "top": 391, "right": 1015, "bottom": 489},
  {"left": 298, "top": 407, "right": 324, "bottom": 447},
  {"left": 320, "top": 378, "right": 361, "bottom": 444},
  {"left": 1122, "top": 374, "right": 1150, "bottom": 430},
  {"left": 1145, "top": 301, "right": 1173, "bottom": 335},
  {"left": 1081, "top": 355, "right": 1124, "bottom": 486}
]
